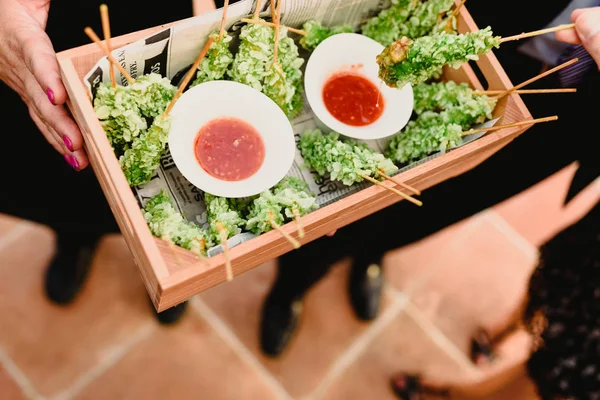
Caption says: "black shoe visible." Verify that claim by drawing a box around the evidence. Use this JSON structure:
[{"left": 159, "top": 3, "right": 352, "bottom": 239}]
[
  {"left": 349, "top": 258, "right": 384, "bottom": 321},
  {"left": 45, "top": 234, "right": 98, "bottom": 305},
  {"left": 471, "top": 329, "right": 495, "bottom": 364},
  {"left": 153, "top": 301, "right": 188, "bottom": 325},
  {"left": 391, "top": 374, "right": 422, "bottom": 400},
  {"left": 260, "top": 293, "right": 303, "bottom": 358}
]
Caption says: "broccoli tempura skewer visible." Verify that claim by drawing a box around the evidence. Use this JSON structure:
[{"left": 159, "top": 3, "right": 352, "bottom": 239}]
[
  {"left": 378, "top": 24, "right": 578, "bottom": 88},
  {"left": 299, "top": 130, "right": 422, "bottom": 206},
  {"left": 273, "top": 177, "right": 319, "bottom": 238},
  {"left": 403, "top": 0, "right": 455, "bottom": 39},
  {"left": 268, "top": 211, "right": 301, "bottom": 248},
  {"left": 299, "top": 20, "right": 353, "bottom": 51},
  {"left": 143, "top": 190, "right": 213, "bottom": 257},
  {"left": 361, "top": 0, "right": 420, "bottom": 46},
  {"left": 377, "top": 28, "right": 502, "bottom": 88},
  {"left": 191, "top": 0, "right": 234, "bottom": 87},
  {"left": 246, "top": 190, "right": 301, "bottom": 248}
]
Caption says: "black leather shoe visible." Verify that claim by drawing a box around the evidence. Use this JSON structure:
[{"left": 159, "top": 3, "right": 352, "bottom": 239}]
[
  {"left": 391, "top": 374, "right": 422, "bottom": 400},
  {"left": 154, "top": 301, "right": 188, "bottom": 325},
  {"left": 260, "top": 293, "right": 303, "bottom": 358},
  {"left": 471, "top": 329, "right": 495, "bottom": 364},
  {"left": 349, "top": 258, "right": 384, "bottom": 321},
  {"left": 45, "top": 234, "right": 98, "bottom": 305}
]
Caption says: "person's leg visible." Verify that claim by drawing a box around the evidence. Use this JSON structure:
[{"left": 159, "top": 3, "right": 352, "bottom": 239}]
[{"left": 348, "top": 247, "right": 386, "bottom": 321}]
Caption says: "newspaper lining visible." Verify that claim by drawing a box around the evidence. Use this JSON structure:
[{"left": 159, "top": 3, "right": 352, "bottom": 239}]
[{"left": 83, "top": 0, "right": 497, "bottom": 255}]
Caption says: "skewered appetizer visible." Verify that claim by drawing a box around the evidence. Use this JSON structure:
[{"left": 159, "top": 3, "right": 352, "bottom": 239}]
[
  {"left": 204, "top": 193, "right": 246, "bottom": 243},
  {"left": 229, "top": 21, "right": 305, "bottom": 119},
  {"left": 191, "top": 32, "right": 235, "bottom": 87},
  {"left": 361, "top": 0, "right": 420, "bottom": 46},
  {"left": 300, "top": 20, "right": 353, "bottom": 51},
  {"left": 403, "top": 0, "right": 455, "bottom": 39},
  {"left": 246, "top": 177, "right": 318, "bottom": 235},
  {"left": 94, "top": 73, "right": 176, "bottom": 154},
  {"left": 377, "top": 27, "right": 501, "bottom": 88},
  {"left": 386, "top": 118, "right": 463, "bottom": 164},
  {"left": 144, "top": 190, "right": 213, "bottom": 256},
  {"left": 413, "top": 81, "right": 497, "bottom": 128},
  {"left": 300, "top": 129, "right": 398, "bottom": 186}
]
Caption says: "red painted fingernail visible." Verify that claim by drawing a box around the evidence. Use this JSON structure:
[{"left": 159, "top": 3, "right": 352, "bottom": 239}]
[
  {"left": 46, "top": 88, "right": 55, "bottom": 105},
  {"left": 70, "top": 156, "right": 79, "bottom": 171},
  {"left": 64, "top": 154, "right": 74, "bottom": 166},
  {"left": 63, "top": 136, "right": 74, "bottom": 152}
]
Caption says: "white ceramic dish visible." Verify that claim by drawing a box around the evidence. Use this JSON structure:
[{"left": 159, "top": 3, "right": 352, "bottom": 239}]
[
  {"left": 169, "top": 81, "right": 295, "bottom": 198},
  {"left": 304, "top": 33, "right": 414, "bottom": 140}
]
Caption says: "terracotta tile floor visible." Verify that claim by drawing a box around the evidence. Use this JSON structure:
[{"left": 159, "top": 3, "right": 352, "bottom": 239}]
[{"left": 0, "top": 165, "right": 598, "bottom": 400}]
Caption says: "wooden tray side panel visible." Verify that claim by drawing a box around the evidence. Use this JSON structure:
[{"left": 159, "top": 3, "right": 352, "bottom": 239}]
[
  {"left": 58, "top": 59, "right": 170, "bottom": 305},
  {"left": 59, "top": 3, "right": 534, "bottom": 311}
]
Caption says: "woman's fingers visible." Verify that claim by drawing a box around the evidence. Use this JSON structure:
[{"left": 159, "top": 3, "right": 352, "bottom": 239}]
[
  {"left": 19, "top": 27, "right": 68, "bottom": 105},
  {"left": 24, "top": 73, "right": 84, "bottom": 152},
  {"left": 28, "top": 107, "right": 65, "bottom": 155},
  {"left": 555, "top": 29, "right": 582, "bottom": 45},
  {"left": 572, "top": 7, "right": 600, "bottom": 67}
]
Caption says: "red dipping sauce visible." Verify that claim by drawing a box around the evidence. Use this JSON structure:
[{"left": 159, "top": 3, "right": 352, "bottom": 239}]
[
  {"left": 322, "top": 73, "right": 385, "bottom": 126},
  {"left": 195, "top": 117, "right": 265, "bottom": 182}
]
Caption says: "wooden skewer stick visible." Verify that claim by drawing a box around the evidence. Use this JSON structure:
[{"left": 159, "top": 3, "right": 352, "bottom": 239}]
[
  {"left": 450, "top": 0, "right": 467, "bottom": 19},
  {"left": 271, "top": 0, "right": 276, "bottom": 21},
  {"left": 462, "top": 116, "right": 558, "bottom": 136},
  {"left": 360, "top": 174, "right": 424, "bottom": 206},
  {"left": 378, "top": 169, "right": 421, "bottom": 195},
  {"left": 268, "top": 212, "right": 301, "bottom": 249},
  {"left": 500, "top": 23, "right": 575, "bottom": 43},
  {"left": 494, "top": 58, "right": 578, "bottom": 99},
  {"left": 193, "top": 237, "right": 211, "bottom": 266},
  {"left": 163, "top": 36, "right": 214, "bottom": 117},
  {"left": 253, "top": 0, "right": 263, "bottom": 20},
  {"left": 85, "top": 27, "right": 135, "bottom": 84},
  {"left": 272, "top": 0, "right": 282, "bottom": 65},
  {"left": 216, "top": 222, "right": 233, "bottom": 282},
  {"left": 99, "top": 5, "right": 115, "bottom": 88},
  {"left": 478, "top": 88, "right": 577, "bottom": 95},
  {"left": 292, "top": 208, "right": 305, "bottom": 239},
  {"left": 240, "top": 18, "right": 306, "bottom": 35},
  {"left": 219, "top": 0, "right": 230, "bottom": 39}
]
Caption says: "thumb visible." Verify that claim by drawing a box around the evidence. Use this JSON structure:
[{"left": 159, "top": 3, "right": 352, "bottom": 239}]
[
  {"left": 572, "top": 7, "right": 600, "bottom": 67},
  {"left": 18, "top": 26, "right": 68, "bottom": 105}
]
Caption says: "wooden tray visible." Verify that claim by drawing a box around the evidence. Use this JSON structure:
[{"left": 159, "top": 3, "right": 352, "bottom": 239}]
[{"left": 57, "top": 3, "right": 532, "bottom": 312}]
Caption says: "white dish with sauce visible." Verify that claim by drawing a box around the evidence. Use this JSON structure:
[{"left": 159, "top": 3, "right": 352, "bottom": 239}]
[
  {"left": 304, "top": 33, "right": 414, "bottom": 140},
  {"left": 168, "top": 81, "right": 296, "bottom": 198}
]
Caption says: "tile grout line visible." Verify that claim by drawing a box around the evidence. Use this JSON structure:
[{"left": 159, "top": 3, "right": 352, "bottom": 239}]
[
  {"left": 50, "top": 322, "right": 156, "bottom": 400},
  {"left": 305, "top": 292, "right": 408, "bottom": 400},
  {"left": 482, "top": 211, "right": 539, "bottom": 261},
  {"left": 0, "top": 222, "right": 31, "bottom": 255},
  {"left": 0, "top": 346, "right": 46, "bottom": 400},
  {"left": 191, "top": 297, "right": 295, "bottom": 400},
  {"left": 401, "top": 295, "right": 482, "bottom": 378}
]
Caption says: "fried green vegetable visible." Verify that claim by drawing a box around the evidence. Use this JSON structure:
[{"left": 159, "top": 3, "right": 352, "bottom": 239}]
[
  {"left": 404, "top": 0, "right": 454, "bottom": 38},
  {"left": 120, "top": 115, "right": 171, "bottom": 187},
  {"left": 377, "top": 27, "right": 502, "bottom": 88},
  {"left": 300, "top": 129, "right": 398, "bottom": 186},
  {"left": 204, "top": 193, "right": 245, "bottom": 243},
  {"left": 245, "top": 190, "right": 285, "bottom": 235},
  {"left": 94, "top": 73, "right": 176, "bottom": 152},
  {"left": 143, "top": 190, "right": 213, "bottom": 255},
  {"left": 300, "top": 20, "right": 353, "bottom": 51},
  {"left": 191, "top": 32, "right": 235, "bottom": 87},
  {"left": 272, "top": 177, "right": 318, "bottom": 219},
  {"left": 361, "top": 0, "right": 420, "bottom": 46},
  {"left": 229, "top": 22, "right": 304, "bottom": 118},
  {"left": 386, "top": 119, "right": 463, "bottom": 164},
  {"left": 413, "top": 81, "right": 497, "bottom": 127}
]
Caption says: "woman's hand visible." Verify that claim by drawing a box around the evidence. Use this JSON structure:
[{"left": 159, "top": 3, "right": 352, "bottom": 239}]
[
  {"left": 0, "top": 0, "right": 88, "bottom": 170},
  {"left": 556, "top": 7, "right": 600, "bottom": 68}
]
